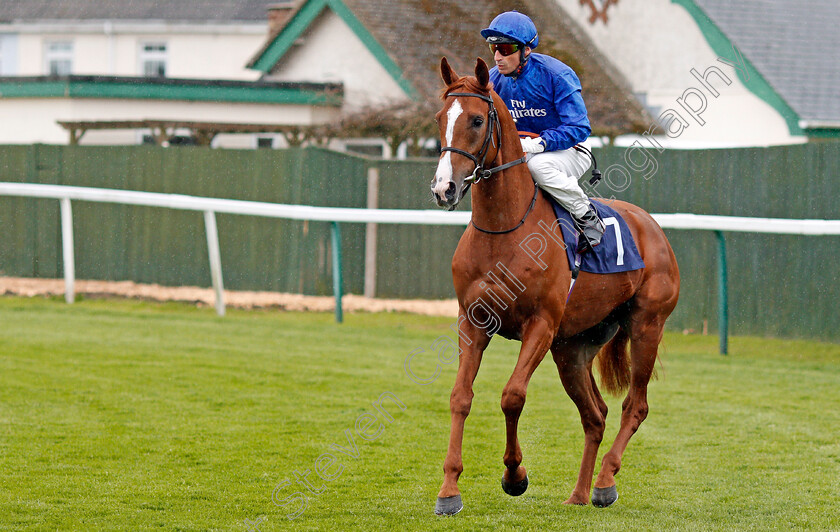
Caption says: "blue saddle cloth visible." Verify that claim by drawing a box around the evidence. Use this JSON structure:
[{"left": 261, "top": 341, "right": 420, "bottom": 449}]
[{"left": 549, "top": 197, "right": 645, "bottom": 274}]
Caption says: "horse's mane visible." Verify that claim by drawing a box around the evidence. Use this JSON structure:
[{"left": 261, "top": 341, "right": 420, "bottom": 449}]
[{"left": 440, "top": 75, "right": 494, "bottom": 100}]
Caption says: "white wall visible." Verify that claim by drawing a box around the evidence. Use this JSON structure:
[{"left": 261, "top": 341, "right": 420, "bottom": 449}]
[
  {"left": 264, "top": 10, "right": 409, "bottom": 112},
  {"left": 0, "top": 20, "right": 346, "bottom": 148},
  {"left": 555, "top": 0, "right": 800, "bottom": 147},
  {"left": 0, "top": 98, "right": 340, "bottom": 146},
  {"left": 5, "top": 22, "right": 266, "bottom": 80}
]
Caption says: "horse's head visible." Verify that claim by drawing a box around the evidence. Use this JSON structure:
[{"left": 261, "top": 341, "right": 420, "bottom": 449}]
[{"left": 431, "top": 57, "right": 498, "bottom": 210}]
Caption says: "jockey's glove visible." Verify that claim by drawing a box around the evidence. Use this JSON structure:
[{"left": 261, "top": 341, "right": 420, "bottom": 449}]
[{"left": 520, "top": 136, "right": 546, "bottom": 154}]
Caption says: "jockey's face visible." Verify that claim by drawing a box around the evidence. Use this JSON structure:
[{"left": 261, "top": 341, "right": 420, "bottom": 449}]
[{"left": 494, "top": 47, "right": 530, "bottom": 75}]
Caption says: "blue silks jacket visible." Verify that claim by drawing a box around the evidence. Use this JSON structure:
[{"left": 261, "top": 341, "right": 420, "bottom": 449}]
[{"left": 489, "top": 53, "right": 591, "bottom": 152}]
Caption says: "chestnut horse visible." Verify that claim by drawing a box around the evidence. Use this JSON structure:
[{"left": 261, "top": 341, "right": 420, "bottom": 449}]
[{"left": 430, "top": 57, "right": 679, "bottom": 515}]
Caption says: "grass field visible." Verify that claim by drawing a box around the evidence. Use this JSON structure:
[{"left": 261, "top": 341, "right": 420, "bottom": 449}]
[{"left": 1, "top": 296, "right": 839, "bottom": 531}]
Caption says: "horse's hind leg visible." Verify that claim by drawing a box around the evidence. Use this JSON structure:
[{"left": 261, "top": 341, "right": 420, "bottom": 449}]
[
  {"left": 551, "top": 341, "right": 607, "bottom": 505},
  {"left": 592, "top": 312, "right": 666, "bottom": 507},
  {"left": 590, "top": 367, "right": 609, "bottom": 420}
]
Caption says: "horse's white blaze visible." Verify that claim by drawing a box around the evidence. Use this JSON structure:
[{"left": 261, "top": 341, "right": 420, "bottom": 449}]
[
  {"left": 432, "top": 99, "right": 463, "bottom": 197},
  {"left": 444, "top": 99, "right": 461, "bottom": 147}
]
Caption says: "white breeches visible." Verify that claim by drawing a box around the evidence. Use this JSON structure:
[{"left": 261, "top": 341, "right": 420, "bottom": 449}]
[{"left": 526, "top": 145, "right": 592, "bottom": 219}]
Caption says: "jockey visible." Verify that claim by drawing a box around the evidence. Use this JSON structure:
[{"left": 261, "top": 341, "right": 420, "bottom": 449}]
[{"left": 481, "top": 11, "right": 605, "bottom": 251}]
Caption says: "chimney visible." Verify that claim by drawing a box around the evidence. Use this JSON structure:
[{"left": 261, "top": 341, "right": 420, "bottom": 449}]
[{"left": 267, "top": 1, "right": 297, "bottom": 35}]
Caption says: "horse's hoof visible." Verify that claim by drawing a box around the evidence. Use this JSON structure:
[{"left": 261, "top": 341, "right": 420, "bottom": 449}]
[
  {"left": 434, "top": 494, "right": 463, "bottom": 515},
  {"left": 501, "top": 474, "right": 529, "bottom": 496},
  {"left": 592, "top": 485, "right": 618, "bottom": 507}
]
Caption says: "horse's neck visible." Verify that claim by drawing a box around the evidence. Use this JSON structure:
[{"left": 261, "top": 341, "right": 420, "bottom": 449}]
[{"left": 470, "top": 119, "right": 536, "bottom": 232}]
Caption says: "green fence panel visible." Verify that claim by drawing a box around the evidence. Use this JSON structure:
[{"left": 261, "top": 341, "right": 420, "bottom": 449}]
[
  {"left": 0, "top": 145, "right": 367, "bottom": 296},
  {"left": 585, "top": 143, "right": 840, "bottom": 340},
  {"left": 1, "top": 142, "right": 839, "bottom": 341},
  {"left": 364, "top": 142, "right": 840, "bottom": 341},
  {"left": 373, "top": 158, "right": 470, "bottom": 299}
]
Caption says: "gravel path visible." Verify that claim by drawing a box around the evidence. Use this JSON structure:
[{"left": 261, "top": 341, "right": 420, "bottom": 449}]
[{"left": 0, "top": 277, "right": 458, "bottom": 317}]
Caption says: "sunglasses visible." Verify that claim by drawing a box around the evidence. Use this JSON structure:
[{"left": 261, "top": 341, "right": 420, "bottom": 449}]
[{"left": 489, "top": 43, "right": 520, "bottom": 57}]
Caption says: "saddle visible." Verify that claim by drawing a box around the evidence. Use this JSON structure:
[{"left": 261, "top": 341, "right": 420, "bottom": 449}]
[{"left": 546, "top": 195, "right": 645, "bottom": 276}]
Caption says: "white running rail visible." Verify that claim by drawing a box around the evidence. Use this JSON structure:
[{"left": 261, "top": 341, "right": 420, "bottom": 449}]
[{"left": 3, "top": 182, "right": 840, "bottom": 320}]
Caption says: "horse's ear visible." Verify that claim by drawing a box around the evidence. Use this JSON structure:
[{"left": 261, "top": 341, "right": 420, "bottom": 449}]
[
  {"left": 441, "top": 57, "right": 459, "bottom": 86},
  {"left": 475, "top": 57, "right": 490, "bottom": 89}
]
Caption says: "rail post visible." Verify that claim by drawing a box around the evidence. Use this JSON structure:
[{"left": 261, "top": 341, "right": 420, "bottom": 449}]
[
  {"left": 59, "top": 198, "right": 75, "bottom": 304},
  {"left": 715, "top": 230, "right": 728, "bottom": 355},
  {"left": 203, "top": 210, "right": 225, "bottom": 316},
  {"left": 331, "top": 221, "right": 343, "bottom": 323},
  {"left": 364, "top": 166, "right": 379, "bottom": 298}
]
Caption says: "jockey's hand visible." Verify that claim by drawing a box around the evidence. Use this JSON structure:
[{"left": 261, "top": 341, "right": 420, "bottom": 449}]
[{"left": 520, "top": 136, "right": 546, "bottom": 154}]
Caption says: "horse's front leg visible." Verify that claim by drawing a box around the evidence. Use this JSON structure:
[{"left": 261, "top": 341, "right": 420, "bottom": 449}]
[
  {"left": 500, "top": 317, "right": 554, "bottom": 497},
  {"left": 435, "top": 313, "right": 490, "bottom": 515}
]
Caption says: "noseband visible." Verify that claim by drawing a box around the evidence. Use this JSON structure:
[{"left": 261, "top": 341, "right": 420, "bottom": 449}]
[{"left": 440, "top": 92, "right": 527, "bottom": 184}]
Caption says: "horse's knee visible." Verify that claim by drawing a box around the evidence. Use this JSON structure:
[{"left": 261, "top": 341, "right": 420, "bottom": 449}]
[
  {"left": 500, "top": 387, "right": 526, "bottom": 418},
  {"left": 621, "top": 394, "right": 649, "bottom": 427},
  {"left": 583, "top": 414, "right": 606, "bottom": 444},
  {"left": 636, "top": 401, "right": 649, "bottom": 422},
  {"left": 598, "top": 401, "right": 608, "bottom": 419},
  {"left": 450, "top": 387, "right": 474, "bottom": 417}
]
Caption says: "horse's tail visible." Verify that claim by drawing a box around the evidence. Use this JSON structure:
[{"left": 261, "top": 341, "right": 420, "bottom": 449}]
[{"left": 596, "top": 326, "right": 631, "bottom": 396}]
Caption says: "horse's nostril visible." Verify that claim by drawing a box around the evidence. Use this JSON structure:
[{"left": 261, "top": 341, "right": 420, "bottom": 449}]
[{"left": 445, "top": 181, "right": 457, "bottom": 200}]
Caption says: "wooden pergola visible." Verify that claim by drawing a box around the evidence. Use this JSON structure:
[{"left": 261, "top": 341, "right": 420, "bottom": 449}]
[{"left": 57, "top": 119, "right": 314, "bottom": 147}]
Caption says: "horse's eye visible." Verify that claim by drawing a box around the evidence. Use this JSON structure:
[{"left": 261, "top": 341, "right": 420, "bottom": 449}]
[{"left": 472, "top": 117, "right": 484, "bottom": 128}]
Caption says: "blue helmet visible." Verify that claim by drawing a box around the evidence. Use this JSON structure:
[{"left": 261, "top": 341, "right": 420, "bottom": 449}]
[{"left": 480, "top": 11, "right": 539, "bottom": 50}]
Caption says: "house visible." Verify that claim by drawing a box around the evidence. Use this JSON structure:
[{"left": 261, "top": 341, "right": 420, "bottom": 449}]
[
  {"left": 246, "top": 0, "right": 652, "bottom": 156},
  {"left": 14, "top": 1, "right": 819, "bottom": 152},
  {"left": 0, "top": 0, "right": 342, "bottom": 147},
  {"left": 556, "top": 0, "right": 840, "bottom": 146}
]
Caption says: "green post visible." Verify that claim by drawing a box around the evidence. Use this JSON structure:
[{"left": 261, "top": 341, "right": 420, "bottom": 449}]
[
  {"left": 715, "top": 231, "right": 728, "bottom": 355},
  {"left": 331, "top": 221, "right": 343, "bottom": 323}
]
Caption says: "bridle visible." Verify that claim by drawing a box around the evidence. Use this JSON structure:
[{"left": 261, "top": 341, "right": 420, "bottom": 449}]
[
  {"left": 440, "top": 92, "right": 526, "bottom": 185},
  {"left": 439, "top": 91, "right": 536, "bottom": 234}
]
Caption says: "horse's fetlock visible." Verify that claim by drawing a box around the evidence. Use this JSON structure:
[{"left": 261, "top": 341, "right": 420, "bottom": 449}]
[
  {"left": 601, "top": 452, "right": 621, "bottom": 474},
  {"left": 503, "top": 451, "right": 523, "bottom": 469},
  {"left": 443, "top": 458, "right": 464, "bottom": 477}
]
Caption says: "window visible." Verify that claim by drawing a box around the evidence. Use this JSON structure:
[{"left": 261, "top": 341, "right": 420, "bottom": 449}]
[
  {"left": 45, "top": 41, "right": 73, "bottom": 76},
  {"left": 140, "top": 42, "right": 167, "bottom": 77},
  {"left": 0, "top": 35, "right": 19, "bottom": 75}
]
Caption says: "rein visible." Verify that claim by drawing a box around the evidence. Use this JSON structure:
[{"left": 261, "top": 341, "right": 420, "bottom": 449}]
[
  {"left": 440, "top": 91, "right": 531, "bottom": 234},
  {"left": 471, "top": 181, "right": 539, "bottom": 234}
]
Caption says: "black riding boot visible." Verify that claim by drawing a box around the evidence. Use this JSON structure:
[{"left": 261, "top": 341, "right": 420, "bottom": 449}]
[{"left": 574, "top": 205, "right": 605, "bottom": 253}]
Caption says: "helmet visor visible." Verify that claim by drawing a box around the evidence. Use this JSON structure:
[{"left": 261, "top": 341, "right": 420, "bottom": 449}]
[{"left": 489, "top": 42, "right": 520, "bottom": 56}]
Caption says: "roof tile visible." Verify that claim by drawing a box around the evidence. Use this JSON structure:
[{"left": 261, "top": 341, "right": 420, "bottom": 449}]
[
  {"left": 693, "top": 0, "right": 840, "bottom": 122},
  {"left": 269, "top": 0, "right": 650, "bottom": 135},
  {"left": 0, "top": 0, "right": 269, "bottom": 22}
]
